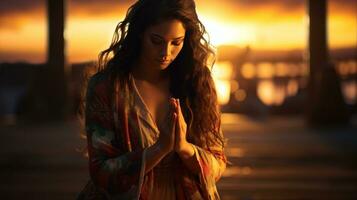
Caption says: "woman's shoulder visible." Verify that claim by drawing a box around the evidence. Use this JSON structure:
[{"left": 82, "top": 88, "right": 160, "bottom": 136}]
[
  {"left": 86, "top": 71, "right": 112, "bottom": 98},
  {"left": 88, "top": 70, "right": 110, "bottom": 87},
  {"left": 88, "top": 70, "right": 112, "bottom": 88}
]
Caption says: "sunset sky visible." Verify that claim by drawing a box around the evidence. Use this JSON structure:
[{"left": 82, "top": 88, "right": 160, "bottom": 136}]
[{"left": 0, "top": 0, "right": 356, "bottom": 63}]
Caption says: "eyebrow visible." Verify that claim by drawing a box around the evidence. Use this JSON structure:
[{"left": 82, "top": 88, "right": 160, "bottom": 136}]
[{"left": 151, "top": 33, "right": 185, "bottom": 40}]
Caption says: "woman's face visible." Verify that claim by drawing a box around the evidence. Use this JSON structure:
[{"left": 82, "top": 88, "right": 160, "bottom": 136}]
[{"left": 140, "top": 19, "right": 186, "bottom": 70}]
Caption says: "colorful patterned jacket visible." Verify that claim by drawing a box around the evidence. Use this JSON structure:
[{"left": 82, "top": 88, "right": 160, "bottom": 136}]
[{"left": 77, "top": 71, "right": 226, "bottom": 200}]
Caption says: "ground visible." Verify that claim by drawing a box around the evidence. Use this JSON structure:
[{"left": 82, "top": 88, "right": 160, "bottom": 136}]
[{"left": 0, "top": 114, "right": 356, "bottom": 200}]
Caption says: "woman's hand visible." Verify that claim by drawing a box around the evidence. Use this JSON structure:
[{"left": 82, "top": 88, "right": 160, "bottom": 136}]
[
  {"left": 172, "top": 98, "right": 200, "bottom": 174},
  {"left": 156, "top": 98, "right": 198, "bottom": 174},
  {"left": 157, "top": 98, "right": 177, "bottom": 154},
  {"left": 173, "top": 99, "right": 194, "bottom": 157}
]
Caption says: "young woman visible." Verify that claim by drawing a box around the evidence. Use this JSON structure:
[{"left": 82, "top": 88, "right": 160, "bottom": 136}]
[{"left": 77, "top": 0, "right": 226, "bottom": 199}]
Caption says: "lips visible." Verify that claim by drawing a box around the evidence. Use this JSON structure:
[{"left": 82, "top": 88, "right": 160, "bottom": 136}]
[{"left": 158, "top": 59, "right": 170, "bottom": 63}]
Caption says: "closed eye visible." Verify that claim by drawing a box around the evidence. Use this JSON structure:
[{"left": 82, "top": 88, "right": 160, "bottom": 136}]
[
  {"left": 150, "top": 34, "right": 185, "bottom": 46},
  {"left": 150, "top": 37, "right": 162, "bottom": 45},
  {"left": 172, "top": 40, "right": 183, "bottom": 46}
]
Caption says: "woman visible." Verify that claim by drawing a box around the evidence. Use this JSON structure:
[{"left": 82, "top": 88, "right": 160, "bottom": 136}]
[{"left": 78, "top": 0, "right": 226, "bottom": 199}]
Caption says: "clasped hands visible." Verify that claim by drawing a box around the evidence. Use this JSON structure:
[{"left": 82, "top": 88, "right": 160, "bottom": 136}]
[{"left": 157, "top": 98, "right": 193, "bottom": 157}]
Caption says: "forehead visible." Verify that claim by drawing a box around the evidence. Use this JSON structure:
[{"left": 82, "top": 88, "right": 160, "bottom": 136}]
[{"left": 145, "top": 19, "right": 186, "bottom": 40}]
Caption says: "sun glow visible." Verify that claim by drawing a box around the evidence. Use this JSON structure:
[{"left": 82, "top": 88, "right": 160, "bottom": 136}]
[
  {"left": 211, "top": 61, "right": 234, "bottom": 105},
  {"left": 200, "top": 16, "right": 255, "bottom": 47},
  {"left": 66, "top": 18, "right": 119, "bottom": 62},
  {"left": 0, "top": 1, "right": 355, "bottom": 63},
  {"left": 0, "top": 18, "right": 46, "bottom": 63}
]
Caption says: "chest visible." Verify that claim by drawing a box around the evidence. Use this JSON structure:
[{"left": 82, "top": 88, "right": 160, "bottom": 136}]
[{"left": 134, "top": 80, "right": 171, "bottom": 126}]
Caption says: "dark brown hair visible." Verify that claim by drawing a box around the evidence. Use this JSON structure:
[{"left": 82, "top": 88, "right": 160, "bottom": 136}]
[{"left": 79, "top": 0, "right": 225, "bottom": 154}]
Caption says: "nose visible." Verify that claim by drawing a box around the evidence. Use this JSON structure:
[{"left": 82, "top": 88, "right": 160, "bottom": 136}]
[{"left": 160, "top": 43, "right": 171, "bottom": 59}]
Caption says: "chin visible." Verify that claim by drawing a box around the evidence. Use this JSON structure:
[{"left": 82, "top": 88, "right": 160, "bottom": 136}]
[
  {"left": 157, "top": 62, "right": 171, "bottom": 70},
  {"left": 159, "top": 67, "right": 170, "bottom": 71}
]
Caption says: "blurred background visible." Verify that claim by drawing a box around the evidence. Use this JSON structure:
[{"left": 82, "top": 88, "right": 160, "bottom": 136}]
[{"left": 0, "top": 0, "right": 356, "bottom": 199}]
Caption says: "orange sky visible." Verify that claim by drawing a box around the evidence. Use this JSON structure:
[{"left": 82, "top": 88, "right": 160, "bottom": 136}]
[{"left": 0, "top": 0, "right": 356, "bottom": 63}]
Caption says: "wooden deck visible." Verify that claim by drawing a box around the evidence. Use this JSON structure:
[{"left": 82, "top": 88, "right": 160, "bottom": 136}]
[{"left": 0, "top": 114, "right": 356, "bottom": 199}]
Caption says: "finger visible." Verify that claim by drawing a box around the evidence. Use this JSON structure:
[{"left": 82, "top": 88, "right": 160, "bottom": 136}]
[
  {"left": 169, "top": 98, "right": 175, "bottom": 108},
  {"left": 170, "top": 98, "right": 178, "bottom": 113},
  {"left": 176, "top": 99, "right": 185, "bottom": 122},
  {"left": 175, "top": 112, "right": 180, "bottom": 139},
  {"left": 173, "top": 99, "right": 177, "bottom": 109},
  {"left": 172, "top": 113, "right": 177, "bottom": 132},
  {"left": 177, "top": 99, "right": 182, "bottom": 111},
  {"left": 177, "top": 99, "right": 181, "bottom": 114},
  {"left": 175, "top": 99, "right": 181, "bottom": 125},
  {"left": 169, "top": 101, "right": 175, "bottom": 116}
]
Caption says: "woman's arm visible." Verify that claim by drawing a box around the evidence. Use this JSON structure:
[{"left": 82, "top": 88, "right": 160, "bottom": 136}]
[
  {"left": 173, "top": 99, "right": 226, "bottom": 180},
  {"left": 85, "top": 74, "right": 176, "bottom": 195},
  {"left": 86, "top": 74, "right": 145, "bottom": 195},
  {"left": 176, "top": 141, "right": 200, "bottom": 173},
  {"left": 176, "top": 134, "right": 226, "bottom": 182},
  {"left": 172, "top": 99, "right": 200, "bottom": 173}
]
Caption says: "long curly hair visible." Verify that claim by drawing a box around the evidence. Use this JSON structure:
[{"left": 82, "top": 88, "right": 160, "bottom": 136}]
[{"left": 78, "top": 0, "right": 224, "bottom": 155}]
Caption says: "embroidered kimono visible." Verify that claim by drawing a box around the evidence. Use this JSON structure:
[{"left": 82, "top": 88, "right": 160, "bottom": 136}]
[{"left": 77, "top": 71, "right": 226, "bottom": 200}]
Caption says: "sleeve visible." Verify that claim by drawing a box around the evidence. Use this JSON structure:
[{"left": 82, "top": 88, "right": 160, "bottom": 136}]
[
  {"left": 85, "top": 74, "right": 146, "bottom": 198},
  {"left": 191, "top": 131, "right": 227, "bottom": 197},
  {"left": 192, "top": 143, "right": 226, "bottom": 182}
]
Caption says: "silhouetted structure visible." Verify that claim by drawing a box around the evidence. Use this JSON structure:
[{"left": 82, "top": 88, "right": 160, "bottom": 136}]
[
  {"left": 46, "top": 0, "right": 69, "bottom": 119},
  {"left": 307, "top": 0, "right": 349, "bottom": 126}
]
